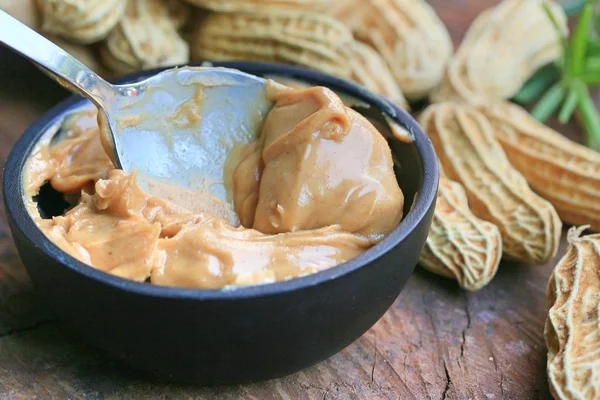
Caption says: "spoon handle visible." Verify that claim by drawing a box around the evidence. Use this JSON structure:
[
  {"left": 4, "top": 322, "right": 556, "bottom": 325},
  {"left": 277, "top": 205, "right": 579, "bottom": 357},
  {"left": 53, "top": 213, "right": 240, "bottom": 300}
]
[{"left": 0, "top": 10, "right": 117, "bottom": 107}]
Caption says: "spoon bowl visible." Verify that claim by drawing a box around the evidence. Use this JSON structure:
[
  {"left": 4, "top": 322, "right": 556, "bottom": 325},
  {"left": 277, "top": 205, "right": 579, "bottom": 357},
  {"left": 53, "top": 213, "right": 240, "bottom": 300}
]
[{"left": 99, "top": 67, "right": 272, "bottom": 202}]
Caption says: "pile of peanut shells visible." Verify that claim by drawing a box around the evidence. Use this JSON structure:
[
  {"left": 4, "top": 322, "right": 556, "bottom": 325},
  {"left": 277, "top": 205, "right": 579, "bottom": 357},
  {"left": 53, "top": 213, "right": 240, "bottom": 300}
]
[{"left": 2, "top": 0, "right": 599, "bottom": 398}]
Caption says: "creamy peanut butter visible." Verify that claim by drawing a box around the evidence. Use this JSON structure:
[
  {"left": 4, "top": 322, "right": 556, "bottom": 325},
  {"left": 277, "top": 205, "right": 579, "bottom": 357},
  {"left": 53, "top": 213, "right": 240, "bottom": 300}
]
[
  {"left": 24, "top": 84, "right": 404, "bottom": 289},
  {"left": 234, "top": 85, "right": 403, "bottom": 240}
]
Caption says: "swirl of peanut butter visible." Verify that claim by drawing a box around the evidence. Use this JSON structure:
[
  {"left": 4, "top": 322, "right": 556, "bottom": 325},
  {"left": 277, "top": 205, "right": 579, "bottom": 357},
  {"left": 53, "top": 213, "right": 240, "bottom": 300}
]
[
  {"left": 24, "top": 84, "right": 404, "bottom": 289},
  {"left": 234, "top": 85, "right": 404, "bottom": 241}
]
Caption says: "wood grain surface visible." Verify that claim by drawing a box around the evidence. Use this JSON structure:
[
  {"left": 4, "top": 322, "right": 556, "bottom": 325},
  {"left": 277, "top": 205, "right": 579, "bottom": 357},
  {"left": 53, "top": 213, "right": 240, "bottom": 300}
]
[{"left": 0, "top": 1, "right": 595, "bottom": 399}]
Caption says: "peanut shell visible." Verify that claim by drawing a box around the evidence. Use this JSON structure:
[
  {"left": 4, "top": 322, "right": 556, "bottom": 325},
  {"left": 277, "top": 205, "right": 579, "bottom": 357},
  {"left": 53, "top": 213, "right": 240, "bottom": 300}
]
[
  {"left": 183, "top": 0, "right": 334, "bottom": 12},
  {"left": 546, "top": 226, "right": 600, "bottom": 400},
  {"left": 191, "top": 10, "right": 354, "bottom": 79},
  {"left": 419, "top": 103, "right": 562, "bottom": 264},
  {"left": 345, "top": 40, "right": 408, "bottom": 110},
  {"left": 333, "top": 0, "right": 453, "bottom": 100},
  {"left": 432, "top": 0, "right": 567, "bottom": 105},
  {"left": 160, "top": 0, "right": 191, "bottom": 29},
  {"left": 37, "top": 0, "right": 126, "bottom": 44},
  {"left": 420, "top": 174, "right": 502, "bottom": 291},
  {"left": 480, "top": 101, "right": 600, "bottom": 232},
  {"left": 100, "top": 0, "right": 189, "bottom": 75}
]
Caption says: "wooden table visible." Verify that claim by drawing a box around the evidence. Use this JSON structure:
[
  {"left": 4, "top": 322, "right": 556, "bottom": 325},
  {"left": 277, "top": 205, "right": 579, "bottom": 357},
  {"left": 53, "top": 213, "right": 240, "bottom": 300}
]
[{"left": 0, "top": 1, "right": 593, "bottom": 398}]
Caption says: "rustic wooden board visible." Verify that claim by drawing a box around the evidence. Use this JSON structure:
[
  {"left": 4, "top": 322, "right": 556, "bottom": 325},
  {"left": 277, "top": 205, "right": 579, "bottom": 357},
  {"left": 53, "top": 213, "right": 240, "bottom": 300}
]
[{"left": 0, "top": 1, "right": 594, "bottom": 398}]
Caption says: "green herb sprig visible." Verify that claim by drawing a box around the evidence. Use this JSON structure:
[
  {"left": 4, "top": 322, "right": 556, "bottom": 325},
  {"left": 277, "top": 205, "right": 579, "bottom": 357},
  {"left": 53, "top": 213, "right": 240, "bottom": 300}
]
[{"left": 513, "top": 0, "right": 600, "bottom": 149}]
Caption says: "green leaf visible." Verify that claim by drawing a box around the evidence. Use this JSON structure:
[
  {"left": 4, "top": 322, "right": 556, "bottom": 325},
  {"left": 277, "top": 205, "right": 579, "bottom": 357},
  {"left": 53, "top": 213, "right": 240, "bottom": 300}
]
[
  {"left": 579, "top": 68, "right": 600, "bottom": 84},
  {"left": 512, "top": 66, "right": 559, "bottom": 104},
  {"left": 586, "top": 56, "right": 600, "bottom": 70},
  {"left": 534, "top": 0, "right": 600, "bottom": 151},
  {"left": 577, "top": 86, "right": 600, "bottom": 149},
  {"left": 570, "top": 3, "right": 594, "bottom": 76},
  {"left": 595, "top": 1, "right": 600, "bottom": 32},
  {"left": 543, "top": 3, "right": 570, "bottom": 71},
  {"left": 531, "top": 82, "right": 566, "bottom": 122},
  {"left": 558, "top": 82, "right": 581, "bottom": 123},
  {"left": 589, "top": 39, "right": 600, "bottom": 56},
  {"left": 579, "top": 54, "right": 600, "bottom": 84}
]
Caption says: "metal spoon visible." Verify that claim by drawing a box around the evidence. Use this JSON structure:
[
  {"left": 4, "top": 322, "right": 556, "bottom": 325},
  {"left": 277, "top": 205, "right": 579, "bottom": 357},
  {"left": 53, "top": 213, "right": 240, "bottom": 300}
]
[{"left": 0, "top": 11, "right": 273, "bottom": 201}]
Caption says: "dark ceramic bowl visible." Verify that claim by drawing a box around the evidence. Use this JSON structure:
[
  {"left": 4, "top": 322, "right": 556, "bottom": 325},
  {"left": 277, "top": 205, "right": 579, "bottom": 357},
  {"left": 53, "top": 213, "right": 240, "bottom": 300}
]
[{"left": 3, "top": 62, "right": 438, "bottom": 384}]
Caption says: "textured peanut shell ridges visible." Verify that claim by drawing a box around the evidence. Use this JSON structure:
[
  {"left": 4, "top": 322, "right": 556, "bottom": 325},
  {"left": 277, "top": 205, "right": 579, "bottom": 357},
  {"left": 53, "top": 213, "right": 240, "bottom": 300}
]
[
  {"left": 38, "top": 0, "right": 126, "bottom": 44},
  {"left": 191, "top": 10, "right": 354, "bottom": 80},
  {"left": 345, "top": 41, "right": 409, "bottom": 110},
  {"left": 332, "top": 0, "right": 453, "bottom": 100},
  {"left": 546, "top": 226, "right": 600, "bottom": 400},
  {"left": 420, "top": 175, "right": 502, "bottom": 291},
  {"left": 183, "top": 0, "right": 334, "bottom": 12},
  {"left": 419, "top": 103, "right": 562, "bottom": 264},
  {"left": 100, "top": 0, "right": 189, "bottom": 74},
  {"left": 432, "top": 0, "right": 567, "bottom": 105},
  {"left": 481, "top": 101, "right": 600, "bottom": 232}
]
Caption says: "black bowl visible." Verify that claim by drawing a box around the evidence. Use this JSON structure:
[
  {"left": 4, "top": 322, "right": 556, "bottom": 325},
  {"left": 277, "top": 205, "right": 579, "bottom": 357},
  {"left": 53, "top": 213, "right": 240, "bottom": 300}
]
[{"left": 3, "top": 62, "right": 438, "bottom": 384}]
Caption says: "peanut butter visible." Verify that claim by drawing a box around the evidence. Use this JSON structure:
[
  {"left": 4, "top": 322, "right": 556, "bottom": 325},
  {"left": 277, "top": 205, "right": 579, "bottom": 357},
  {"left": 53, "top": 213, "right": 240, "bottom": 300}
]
[
  {"left": 24, "top": 84, "right": 404, "bottom": 289},
  {"left": 234, "top": 85, "right": 403, "bottom": 240}
]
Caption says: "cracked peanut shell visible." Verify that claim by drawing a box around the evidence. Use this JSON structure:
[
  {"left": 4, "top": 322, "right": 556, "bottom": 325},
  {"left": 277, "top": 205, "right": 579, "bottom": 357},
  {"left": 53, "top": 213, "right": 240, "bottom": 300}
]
[
  {"left": 546, "top": 226, "right": 600, "bottom": 400},
  {"left": 419, "top": 103, "right": 562, "bottom": 264},
  {"left": 37, "top": 0, "right": 126, "bottom": 44},
  {"left": 432, "top": 0, "right": 567, "bottom": 105},
  {"left": 333, "top": 0, "right": 453, "bottom": 100},
  {"left": 480, "top": 101, "right": 600, "bottom": 232},
  {"left": 100, "top": 0, "right": 189, "bottom": 74},
  {"left": 191, "top": 10, "right": 354, "bottom": 79},
  {"left": 182, "top": 0, "right": 334, "bottom": 12},
  {"left": 420, "top": 174, "right": 502, "bottom": 291}
]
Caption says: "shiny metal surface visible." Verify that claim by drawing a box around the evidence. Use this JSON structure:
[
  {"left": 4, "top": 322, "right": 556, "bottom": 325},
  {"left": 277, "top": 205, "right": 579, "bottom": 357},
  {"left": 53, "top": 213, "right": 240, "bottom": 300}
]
[
  {"left": 0, "top": 11, "right": 272, "bottom": 200},
  {"left": 106, "top": 67, "right": 272, "bottom": 202}
]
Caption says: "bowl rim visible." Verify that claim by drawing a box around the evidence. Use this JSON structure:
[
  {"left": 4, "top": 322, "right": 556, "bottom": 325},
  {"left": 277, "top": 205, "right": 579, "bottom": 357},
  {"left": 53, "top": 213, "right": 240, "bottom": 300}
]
[{"left": 3, "top": 61, "right": 439, "bottom": 300}]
